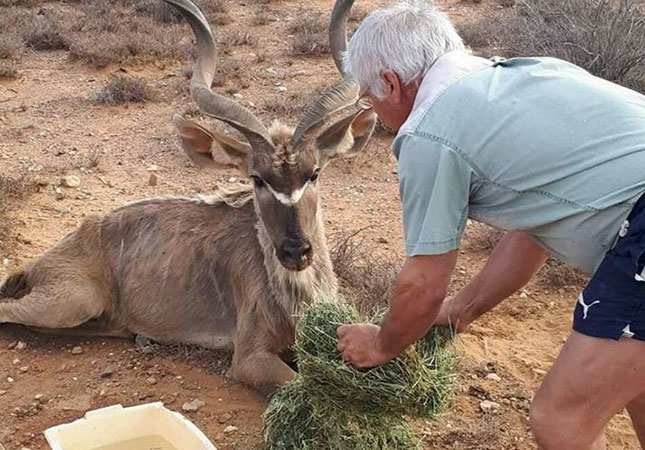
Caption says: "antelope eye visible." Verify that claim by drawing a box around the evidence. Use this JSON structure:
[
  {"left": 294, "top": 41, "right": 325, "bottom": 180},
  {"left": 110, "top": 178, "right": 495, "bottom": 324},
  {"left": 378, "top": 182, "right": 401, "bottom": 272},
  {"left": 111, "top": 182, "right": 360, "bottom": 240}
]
[
  {"left": 251, "top": 175, "right": 265, "bottom": 189},
  {"left": 309, "top": 170, "right": 320, "bottom": 183}
]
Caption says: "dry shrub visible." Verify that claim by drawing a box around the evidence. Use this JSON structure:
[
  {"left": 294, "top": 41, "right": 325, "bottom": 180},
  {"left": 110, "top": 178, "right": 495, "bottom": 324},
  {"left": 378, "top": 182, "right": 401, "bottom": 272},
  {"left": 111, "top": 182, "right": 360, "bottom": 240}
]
[
  {"left": 330, "top": 230, "right": 400, "bottom": 315},
  {"left": 0, "top": 60, "right": 19, "bottom": 79},
  {"left": 0, "top": 175, "right": 38, "bottom": 256},
  {"left": 289, "top": 12, "right": 330, "bottom": 56},
  {"left": 22, "top": 14, "right": 70, "bottom": 51},
  {"left": 538, "top": 257, "right": 588, "bottom": 289},
  {"left": 91, "top": 75, "right": 155, "bottom": 105},
  {"left": 459, "top": 0, "right": 645, "bottom": 92}
]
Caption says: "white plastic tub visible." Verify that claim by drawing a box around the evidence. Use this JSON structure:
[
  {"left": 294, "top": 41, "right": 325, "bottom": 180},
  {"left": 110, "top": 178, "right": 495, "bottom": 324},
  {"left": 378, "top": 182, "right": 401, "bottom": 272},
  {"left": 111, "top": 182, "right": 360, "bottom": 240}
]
[{"left": 44, "top": 403, "right": 217, "bottom": 450}]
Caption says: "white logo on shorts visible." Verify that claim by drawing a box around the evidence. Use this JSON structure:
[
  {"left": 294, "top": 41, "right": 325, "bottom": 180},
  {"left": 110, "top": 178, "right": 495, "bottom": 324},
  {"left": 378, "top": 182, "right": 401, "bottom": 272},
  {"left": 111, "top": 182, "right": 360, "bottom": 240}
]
[{"left": 577, "top": 293, "right": 600, "bottom": 320}]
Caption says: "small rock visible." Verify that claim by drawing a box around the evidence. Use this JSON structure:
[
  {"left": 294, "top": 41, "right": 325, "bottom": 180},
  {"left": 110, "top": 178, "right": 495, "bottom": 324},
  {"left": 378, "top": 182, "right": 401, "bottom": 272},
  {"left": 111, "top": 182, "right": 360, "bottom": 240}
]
[
  {"left": 99, "top": 389, "right": 107, "bottom": 396},
  {"left": 146, "top": 377, "right": 157, "bottom": 386},
  {"left": 228, "top": 177, "right": 237, "bottom": 183},
  {"left": 479, "top": 400, "right": 501, "bottom": 413},
  {"left": 0, "top": 390, "right": 7, "bottom": 396},
  {"left": 218, "top": 413, "right": 233, "bottom": 424},
  {"left": 12, "top": 358, "right": 19, "bottom": 365},
  {"left": 485, "top": 373, "right": 502, "bottom": 382},
  {"left": 182, "top": 399, "right": 205, "bottom": 412},
  {"left": 232, "top": 93, "right": 243, "bottom": 99},
  {"left": 149, "top": 173, "right": 159, "bottom": 187},
  {"left": 223, "top": 425, "right": 238, "bottom": 433},
  {"left": 54, "top": 186, "right": 65, "bottom": 200},
  {"left": 377, "top": 237, "right": 388, "bottom": 244},
  {"left": 7, "top": 377, "right": 15, "bottom": 383},
  {"left": 71, "top": 346, "right": 84, "bottom": 355},
  {"left": 146, "top": 164, "right": 160, "bottom": 172},
  {"left": 100, "top": 367, "right": 115, "bottom": 378},
  {"left": 19, "top": 366, "right": 28, "bottom": 373},
  {"left": 34, "top": 394, "right": 47, "bottom": 403},
  {"left": 16, "top": 341, "right": 27, "bottom": 351},
  {"left": 60, "top": 175, "right": 81, "bottom": 188},
  {"left": 277, "top": 86, "right": 288, "bottom": 92}
]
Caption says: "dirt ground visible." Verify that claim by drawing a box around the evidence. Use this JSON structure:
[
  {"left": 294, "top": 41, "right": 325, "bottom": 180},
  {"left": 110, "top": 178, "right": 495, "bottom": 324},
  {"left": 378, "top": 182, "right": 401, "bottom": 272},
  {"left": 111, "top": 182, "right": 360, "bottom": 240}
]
[{"left": 0, "top": 0, "right": 641, "bottom": 449}]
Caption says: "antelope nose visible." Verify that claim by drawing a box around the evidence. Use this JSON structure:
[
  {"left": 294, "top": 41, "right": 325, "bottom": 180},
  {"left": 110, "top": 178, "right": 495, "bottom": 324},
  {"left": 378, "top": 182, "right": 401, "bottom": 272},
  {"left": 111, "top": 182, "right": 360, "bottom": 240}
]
[{"left": 281, "top": 239, "right": 312, "bottom": 263}]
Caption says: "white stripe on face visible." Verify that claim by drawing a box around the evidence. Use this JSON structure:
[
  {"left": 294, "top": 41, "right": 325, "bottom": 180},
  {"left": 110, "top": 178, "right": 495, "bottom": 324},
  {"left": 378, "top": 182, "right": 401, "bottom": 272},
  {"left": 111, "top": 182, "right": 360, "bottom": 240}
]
[{"left": 265, "top": 181, "right": 307, "bottom": 206}]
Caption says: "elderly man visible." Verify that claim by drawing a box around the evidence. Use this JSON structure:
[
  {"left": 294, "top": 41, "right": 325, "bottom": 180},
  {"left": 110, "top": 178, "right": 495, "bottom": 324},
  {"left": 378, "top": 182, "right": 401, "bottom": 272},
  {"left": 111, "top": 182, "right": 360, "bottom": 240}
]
[{"left": 335, "top": 2, "right": 645, "bottom": 449}]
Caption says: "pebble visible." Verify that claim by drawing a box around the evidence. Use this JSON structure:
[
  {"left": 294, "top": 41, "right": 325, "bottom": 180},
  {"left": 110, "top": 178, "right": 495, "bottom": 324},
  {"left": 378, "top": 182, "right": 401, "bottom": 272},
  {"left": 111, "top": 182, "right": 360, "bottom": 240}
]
[
  {"left": 71, "top": 346, "right": 84, "bottom": 355},
  {"left": 232, "top": 93, "right": 243, "bottom": 99},
  {"left": 218, "top": 413, "right": 232, "bottom": 424},
  {"left": 100, "top": 368, "right": 115, "bottom": 378},
  {"left": 485, "top": 373, "right": 501, "bottom": 382},
  {"left": 146, "top": 165, "right": 160, "bottom": 172},
  {"left": 12, "top": 358, "right": 19, "bottom": 365},
  {"left": 0, "top": 390, "right": 6, "bottom": 396},
  {"left": 16, "top": 341, "right": 27, "bottom": 351},
  {"left": 7, "top": 377, "right": 15, "bottom": 383},
  {"left": 223, "top": 425, "right": 238, "bottom": 433},
  {"left": 60, "top": 175, "right": 81, "bottom": 188},
  {"left": 479, "top": 400, "right": 501, "bottom": 413},
  {"left": 146, "top": 377, "right": 157, "bottom": 386},
  {"left": 149, "top": 173, "right": 159, "bottom": 187},
  {"left": 182, "top": 399, "right": 205, "bottom": 412},
  {"left": 519, "top": 292, "right": 528, "bottom": 299},
  {"left": 277, "top": 86, "right": 288, "bottom": 92},
  {"left": 19, "top": 366, "right": 28, "bottom": 373},
  {"left": 34, "top": 394, "right": 47, "bottom": 403},
  {"left": 54, "top": 186, "right": 65, "bottom": 200}
]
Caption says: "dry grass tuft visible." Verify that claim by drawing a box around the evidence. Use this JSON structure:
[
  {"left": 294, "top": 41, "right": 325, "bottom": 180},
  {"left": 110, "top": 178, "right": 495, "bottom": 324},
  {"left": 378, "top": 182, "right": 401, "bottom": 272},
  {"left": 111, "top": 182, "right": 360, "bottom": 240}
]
[
  {"left": 459, "top": 0, "right": 645, "bottom": 92},
  {"left": 0, "top": 174, "right": 38, "bottom": 256},
  {"left": 135, "top": 1, "right": 183, "bottom": 23},
  {"left": 289, "top": 12, "right": 330, "bottom": 56},
  {"left": 0, "top": 60, "right": 19, "bottom": 79},
  {"left": 251, "top": 5, "right": 273, "bottom": 26},
  {"left": 329, "top": 230, "right": 400, "bottom": 315},
  {"left": 91, "top": 75, "right": 156, "bottom": 105},
  {"left": 219, "top": 30, "right": 258, "bottom": 55},
  {"left": 261, "top": 92, "right": 307, "bottom": 118},
  {"left": 0, "top": 33, "right": 23, "bottom": 59}
]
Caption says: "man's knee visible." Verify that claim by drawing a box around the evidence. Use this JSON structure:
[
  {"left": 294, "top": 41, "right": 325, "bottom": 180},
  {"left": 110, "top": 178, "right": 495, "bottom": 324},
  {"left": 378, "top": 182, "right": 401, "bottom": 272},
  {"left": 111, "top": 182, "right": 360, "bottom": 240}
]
[{"left": 529, "top": 393, "right": 597, "bottom": 450}]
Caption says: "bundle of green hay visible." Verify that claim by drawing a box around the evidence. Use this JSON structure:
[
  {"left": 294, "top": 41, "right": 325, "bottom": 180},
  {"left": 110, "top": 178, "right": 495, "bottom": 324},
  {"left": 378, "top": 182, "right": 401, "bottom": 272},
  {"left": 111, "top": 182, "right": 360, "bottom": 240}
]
[{"left": 263, "top": 301, "right": 457, "bottom": 450}]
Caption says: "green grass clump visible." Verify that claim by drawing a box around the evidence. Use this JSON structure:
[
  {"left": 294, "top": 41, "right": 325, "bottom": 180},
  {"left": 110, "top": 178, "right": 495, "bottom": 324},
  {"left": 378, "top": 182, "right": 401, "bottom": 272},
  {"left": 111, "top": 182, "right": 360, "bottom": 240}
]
[{"left": 263, "top": 301, "right": 457, "bottom": 450}]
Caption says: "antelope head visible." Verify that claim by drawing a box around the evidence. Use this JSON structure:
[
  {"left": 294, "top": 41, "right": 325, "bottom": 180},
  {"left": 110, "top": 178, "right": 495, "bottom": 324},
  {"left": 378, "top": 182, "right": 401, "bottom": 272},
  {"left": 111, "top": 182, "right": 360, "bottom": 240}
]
[{"left": 165, "top": 0, "right": 374, "bottom": 272}]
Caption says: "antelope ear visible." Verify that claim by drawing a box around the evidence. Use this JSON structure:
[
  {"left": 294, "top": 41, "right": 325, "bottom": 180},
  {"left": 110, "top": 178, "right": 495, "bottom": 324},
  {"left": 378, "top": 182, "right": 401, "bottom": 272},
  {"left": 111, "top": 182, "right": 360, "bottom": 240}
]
[
  {"left": 315, "top": 108, "right": 377, "bottom": 166},
  {"left": 173, "top": 114, "right": 251, "bottom": 175}
]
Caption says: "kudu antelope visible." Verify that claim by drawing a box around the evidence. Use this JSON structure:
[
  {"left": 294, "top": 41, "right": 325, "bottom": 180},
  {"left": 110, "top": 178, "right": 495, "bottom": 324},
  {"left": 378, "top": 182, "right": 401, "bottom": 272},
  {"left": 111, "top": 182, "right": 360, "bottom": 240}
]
[{"left": 0, "top": 0, "right": 372, "bottom": 394}]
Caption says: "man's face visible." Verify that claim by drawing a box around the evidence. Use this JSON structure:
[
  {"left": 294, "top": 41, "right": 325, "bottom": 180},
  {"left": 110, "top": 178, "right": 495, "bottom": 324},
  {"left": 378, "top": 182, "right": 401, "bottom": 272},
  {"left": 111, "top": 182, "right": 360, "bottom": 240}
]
[{"left": 363, "top": 71, "right": 419, "bottom": 132}]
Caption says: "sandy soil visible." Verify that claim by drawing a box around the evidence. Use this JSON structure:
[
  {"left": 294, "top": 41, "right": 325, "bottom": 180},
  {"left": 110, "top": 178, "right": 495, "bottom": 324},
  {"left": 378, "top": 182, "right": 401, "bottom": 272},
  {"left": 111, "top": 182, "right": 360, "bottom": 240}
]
[{"left": 0, "top": 0, "right": 641, "bottom": 449}]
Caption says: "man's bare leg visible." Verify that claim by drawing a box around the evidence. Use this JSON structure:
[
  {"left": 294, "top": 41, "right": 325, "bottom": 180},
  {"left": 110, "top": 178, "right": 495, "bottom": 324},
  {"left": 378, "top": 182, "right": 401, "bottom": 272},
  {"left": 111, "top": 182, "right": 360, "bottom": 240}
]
[
  {"left": 529, "top": 331, "right": 645, "bottom": 450},
  {"left": 627, "top": 390, "right": 645, "bottom": 447}
]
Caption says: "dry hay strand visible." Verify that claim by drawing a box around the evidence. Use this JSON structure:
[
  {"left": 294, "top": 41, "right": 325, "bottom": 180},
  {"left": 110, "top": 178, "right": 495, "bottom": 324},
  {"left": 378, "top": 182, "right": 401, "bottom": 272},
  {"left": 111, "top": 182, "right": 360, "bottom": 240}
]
[{"left": 263, "top": 301, "right": 457, "bottom": 450}]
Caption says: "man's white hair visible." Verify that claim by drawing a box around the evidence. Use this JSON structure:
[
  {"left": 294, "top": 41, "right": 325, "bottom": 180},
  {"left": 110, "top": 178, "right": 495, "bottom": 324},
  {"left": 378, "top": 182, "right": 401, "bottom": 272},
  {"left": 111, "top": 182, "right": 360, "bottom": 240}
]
[{"left": 345, "top": 0, "right": 464, "bottom": 99}]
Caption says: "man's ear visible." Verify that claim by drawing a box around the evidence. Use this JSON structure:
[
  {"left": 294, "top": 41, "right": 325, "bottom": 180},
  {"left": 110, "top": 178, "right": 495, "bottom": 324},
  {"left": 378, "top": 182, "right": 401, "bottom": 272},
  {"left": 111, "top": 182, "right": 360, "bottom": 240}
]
[
  {"left": 173, "top": 114, "right": 251, "bottom": 175},
  {"left": 315, "top": 108, "right": 377, "bottom": 166}
]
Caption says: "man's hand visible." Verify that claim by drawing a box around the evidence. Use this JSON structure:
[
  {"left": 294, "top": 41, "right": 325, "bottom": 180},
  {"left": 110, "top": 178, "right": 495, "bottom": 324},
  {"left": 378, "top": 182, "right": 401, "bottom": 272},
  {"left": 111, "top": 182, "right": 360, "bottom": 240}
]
[{"left": 337, "top": 323, "right": 396, "bottom": 369}]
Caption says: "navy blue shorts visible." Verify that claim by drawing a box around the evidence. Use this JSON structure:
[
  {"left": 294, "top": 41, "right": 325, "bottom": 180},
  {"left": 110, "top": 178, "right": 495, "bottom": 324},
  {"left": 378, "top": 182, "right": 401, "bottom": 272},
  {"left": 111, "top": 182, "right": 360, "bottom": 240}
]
[{"left": 573, "top": 193, "right": 645, "bottom": 341}]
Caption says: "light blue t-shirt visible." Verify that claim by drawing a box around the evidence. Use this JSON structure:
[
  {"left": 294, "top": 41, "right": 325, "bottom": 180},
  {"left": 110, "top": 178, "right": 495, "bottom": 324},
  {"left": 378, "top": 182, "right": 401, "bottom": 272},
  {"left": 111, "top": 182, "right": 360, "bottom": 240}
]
[{"left": 393, "top": 51, "right": 645, "bottom": 274}]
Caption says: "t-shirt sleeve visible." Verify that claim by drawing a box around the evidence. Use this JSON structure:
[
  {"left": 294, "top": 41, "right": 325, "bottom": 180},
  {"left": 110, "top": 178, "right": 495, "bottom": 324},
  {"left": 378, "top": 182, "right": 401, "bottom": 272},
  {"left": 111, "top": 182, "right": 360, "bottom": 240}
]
[{"left": 394, "top": 134, "right": 473, "bottom": 256}]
